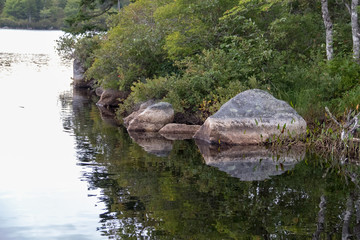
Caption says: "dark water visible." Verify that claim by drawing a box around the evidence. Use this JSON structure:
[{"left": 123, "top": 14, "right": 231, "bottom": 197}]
[
  {"left": 63, "top": 89, "right": 360, "bottom": 239},
  {"left": 1, "top": 30, "right": 360, "bottom": 239}
]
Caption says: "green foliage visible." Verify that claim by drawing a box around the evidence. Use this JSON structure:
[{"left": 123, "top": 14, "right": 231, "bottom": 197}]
[
  {"left": 86, "top": 0, "right": 170, "bottom": 91},
  {"left": 56, "top": 33, "right": 101, "bottom": 69},
  {"left": 57, "top": 0, "right": 359, "bottom": 127},
  {"left": 64, "top": 0, "right": 131, "bottom": 34},
  {"left": 0, "top": 0, "right": 5, "bottom": 14},
  {"left": 154, "top": 0, "right": 238, "bottom": 60},
  {"left": 125, "top": 23, "right": 274, "bottom": 119}
]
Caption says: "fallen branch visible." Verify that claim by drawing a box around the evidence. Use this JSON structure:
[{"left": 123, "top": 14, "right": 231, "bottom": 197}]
[{"left": 325, "top": 106, "right": 360, "bottom": 144}]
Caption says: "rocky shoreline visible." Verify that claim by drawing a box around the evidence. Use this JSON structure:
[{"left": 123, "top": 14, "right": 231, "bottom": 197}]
[{"left": 73, "top": 59, "right": 307, "bottom": 145}]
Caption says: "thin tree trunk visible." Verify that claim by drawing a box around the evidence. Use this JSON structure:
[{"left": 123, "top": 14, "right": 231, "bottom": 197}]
[
  {"left": 351, "top": 0, "right": 360, "bottom": 61},
  {"left": 321, "top": 0, "right": 334, "bottom": 60}
]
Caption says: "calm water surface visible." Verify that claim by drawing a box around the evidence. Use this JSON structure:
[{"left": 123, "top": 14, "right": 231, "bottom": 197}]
[{"left": 0, "top": 29, "right": 360, "bottom": 239}]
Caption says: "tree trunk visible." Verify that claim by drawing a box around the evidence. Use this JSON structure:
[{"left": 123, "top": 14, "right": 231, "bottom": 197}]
[
  {"left": 351, "top": 0, "right": 360, "bottom": 61},
  {"left": 321, "top": 0, "right": 334, "bottom": 60}
]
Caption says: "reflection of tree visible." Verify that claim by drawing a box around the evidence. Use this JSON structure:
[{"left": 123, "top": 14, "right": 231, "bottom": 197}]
[
  {"left": 313, "top": 195, "right": 326, "bottom": 240},
  {"left": 60, "top": 89, "right": 360, "bottom": 239}
]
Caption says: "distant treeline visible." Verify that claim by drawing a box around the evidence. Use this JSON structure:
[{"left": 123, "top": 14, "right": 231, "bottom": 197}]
[{"left": 0, "top": 0, "right": 81, "bottom": 29}]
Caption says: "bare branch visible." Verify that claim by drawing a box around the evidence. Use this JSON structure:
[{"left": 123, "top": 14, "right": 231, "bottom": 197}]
[
  {"left": 345, "top": 1, "right": 351, "bottom": 14},
  {"left": 325, "top": 107, "right": 360, "bottom": 144},
  {"left": 325, "top": 107, "right": 342, "bottom": 128}
]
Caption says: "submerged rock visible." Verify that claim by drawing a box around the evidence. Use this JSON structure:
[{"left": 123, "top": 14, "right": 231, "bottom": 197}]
[
  {"left": 194, "top": 89, "right": 307, "bottom": 145},
  {"left": 196, "top": 142, "right": 304, "bottom": 181},
  {"left": 127, "top": 102, "right": 174, "bottom": 132},
  {"left": 128, "top": 131, "right": 173, "bottom": 157}
]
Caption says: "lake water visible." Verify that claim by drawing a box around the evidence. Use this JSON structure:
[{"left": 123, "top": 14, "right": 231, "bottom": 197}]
[{"left": 0, "top": 29, "right": 359, "bottom": 239}]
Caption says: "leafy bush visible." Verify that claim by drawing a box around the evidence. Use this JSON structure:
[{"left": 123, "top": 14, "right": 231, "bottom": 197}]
[
  {"left": 56, "top": 33, "right": 102, "bottom": 69},
  {"left": 85, "top": 0, "right": 170, "bottom": 90},
  {"left": 123, "top": 21, "right": 277, "bottom": 120}
]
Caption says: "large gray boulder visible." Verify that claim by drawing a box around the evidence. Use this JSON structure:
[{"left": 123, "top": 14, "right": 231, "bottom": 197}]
[
  {"left": 194, "top": 89, "right": 307, "bottom": 145},
  {"left": 127, "top": 102, "right": 174, "bottom": 132}
]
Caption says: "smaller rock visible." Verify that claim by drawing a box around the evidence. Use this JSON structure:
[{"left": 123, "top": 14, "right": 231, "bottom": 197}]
[
  {"left": 123, "top": 99, "right": 156, "bottom": 128},
  {"left": 159, "top": 124, "right": 201, "bottom": 140},
  {"left": 127, "top": 102, "right": 174, "bottom": 132},
  {"left": 73, "top": 58, "right": 93, "bottom": 88},
  {"left": 96, "top": 89, "right": 128, "bottom": 107}
]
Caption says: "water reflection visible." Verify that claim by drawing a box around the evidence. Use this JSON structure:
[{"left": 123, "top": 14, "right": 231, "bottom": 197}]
[
  {"left": 0, "top": 29, "right": 106, "bottom": 240},
  {"left": 97, "top": 105, "right": 121, "bottom": 127},
  {"left": 128, "top": 131, "right": 173, "bottom": 157},
  {"left": 61, "top": 87, "right": 360, "bottom": 239},
  {"left": 38, "top": 39, "right": 360, "bottom": 240},
  {"left": 196, "top": 143, "right": 304, "bottom": 181},
  {"left": 62, "top": 89, "right": 360, "bottom": 239}
]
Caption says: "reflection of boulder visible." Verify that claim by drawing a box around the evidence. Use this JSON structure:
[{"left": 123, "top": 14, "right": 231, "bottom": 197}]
[
  {"left": 97, "top": 105, "right": 121, "bottom": 127},
  {"left": 127, "top": 102, "right": 174, "bottom": 132},
  {"left": 159, "top": 124, "right": 201, "bottom": 140},
  {"left": 128, "top": 131, "right": 173, "bottom": 157},
  {"left": 194, "top": 89, "right": 307, "bottom": 145},
  {"left": 196, "top": 142, "right": 305, "bottom": 181}
]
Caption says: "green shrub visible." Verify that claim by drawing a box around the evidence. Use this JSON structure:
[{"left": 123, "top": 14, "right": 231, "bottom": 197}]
[
  {"left": 122, "top": 23, "right": 276, "bottom": 119},
  {"left": 85, "top": 0, "right": 170, "bottom": 91},
  {"left": 56, "top": 33, "right": 101, "bottom": 69}
]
